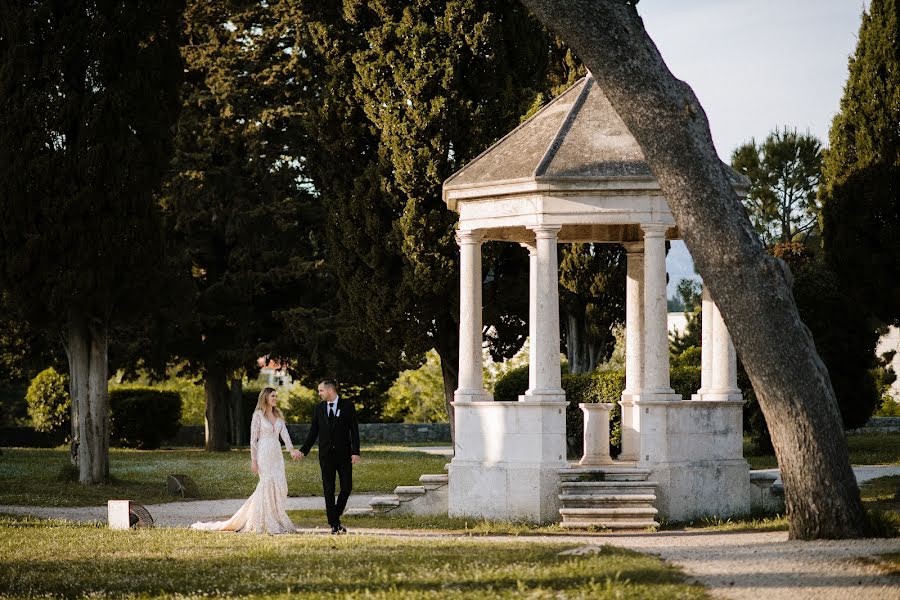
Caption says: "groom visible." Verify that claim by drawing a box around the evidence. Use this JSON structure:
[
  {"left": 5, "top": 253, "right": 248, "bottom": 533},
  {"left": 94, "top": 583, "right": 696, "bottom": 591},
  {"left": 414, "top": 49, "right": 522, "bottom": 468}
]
[{"left": 299, "top": 378, "right": 360, "bottom": 534}]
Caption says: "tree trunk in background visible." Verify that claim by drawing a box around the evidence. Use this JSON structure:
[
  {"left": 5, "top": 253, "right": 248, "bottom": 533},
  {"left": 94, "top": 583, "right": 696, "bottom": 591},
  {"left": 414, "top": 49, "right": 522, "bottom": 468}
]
[
  {"left": 518, "top": 0, "right": 867, "bottom": 539},
  {"left": 564, "top": 310, "right": 604, "bottom": 374},
  {"left": 204, "top": 363, "right": 230, "bottom": 452},
  {"left": 435, "top": 324, "right": 460, "bottom": 447},
  {"left": 229, "top": 378, "right": 244, "bottom": 446},
  {"left": 64, "top": 313, "right": 109, "bottom": 484}
]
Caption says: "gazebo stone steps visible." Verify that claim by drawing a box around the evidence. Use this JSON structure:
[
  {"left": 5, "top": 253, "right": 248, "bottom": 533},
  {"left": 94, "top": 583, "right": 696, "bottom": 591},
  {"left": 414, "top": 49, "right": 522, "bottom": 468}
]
[
  {"left": 368, "top": 473, "right": 449, "bottom": 516},
  {"left": 560, "top": 467, "right": 652, "bottom": 482},
  {"left": 558, "top": 466, "right": 660, "bottom": 530}
]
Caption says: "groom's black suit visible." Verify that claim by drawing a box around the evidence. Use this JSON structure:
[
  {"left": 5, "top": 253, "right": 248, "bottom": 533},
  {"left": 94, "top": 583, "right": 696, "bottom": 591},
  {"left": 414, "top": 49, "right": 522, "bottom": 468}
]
[{"left": 300, "top": 396, "right": 360, "bottom": 528}]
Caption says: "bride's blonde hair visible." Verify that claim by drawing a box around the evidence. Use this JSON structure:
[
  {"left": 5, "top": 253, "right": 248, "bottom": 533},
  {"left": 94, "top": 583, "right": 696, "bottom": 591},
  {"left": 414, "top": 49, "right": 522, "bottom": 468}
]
[{"left": 256, "top": 387, "right": 284, "bottom": 420}]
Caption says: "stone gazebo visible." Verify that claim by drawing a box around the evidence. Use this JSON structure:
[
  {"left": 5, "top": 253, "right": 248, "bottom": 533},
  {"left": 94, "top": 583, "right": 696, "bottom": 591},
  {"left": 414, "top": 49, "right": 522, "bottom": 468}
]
[{"left": 443, "top": 74, "right": 780, "bottom": 524}]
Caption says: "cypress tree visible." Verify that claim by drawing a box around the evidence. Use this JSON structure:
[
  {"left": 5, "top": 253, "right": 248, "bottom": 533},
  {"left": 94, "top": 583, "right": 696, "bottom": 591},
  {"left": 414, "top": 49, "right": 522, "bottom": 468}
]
[
  {"left": 0, "top": 1, "right": 184, "bottom": 482},
  {"left": 821, "top": 0, "right": 900, "bottom": 325}
]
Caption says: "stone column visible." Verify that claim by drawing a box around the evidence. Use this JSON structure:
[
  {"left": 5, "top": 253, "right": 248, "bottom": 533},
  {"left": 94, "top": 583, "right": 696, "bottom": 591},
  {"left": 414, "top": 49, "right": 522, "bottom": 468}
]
[
  {"left": 623, "top": 242, "right": 644, "bottom": 394},
  {"left": 619, "top": 242, "right": 644, "bottom": 461},
  {"left": 454, "top": 230, "right": 487, "bottom": 402},
  {"left": 640, "top": 224, "right": 674, "bottom": 395},
  {"left": 711, "top": 301, "right": 740, "bottom": 397},
  {"left": 521, "top": 242, "right": 539, "bottom": 394},
  {"left": 695, "top": 285, "right": 715, "bottom": 398},
  {"left": 524, "top": 225, "right": 564, "bottom": 399}
]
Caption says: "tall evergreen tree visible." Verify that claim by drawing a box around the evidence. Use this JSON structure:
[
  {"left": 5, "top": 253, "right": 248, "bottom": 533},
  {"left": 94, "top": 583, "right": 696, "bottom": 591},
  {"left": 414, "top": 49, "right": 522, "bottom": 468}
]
[
  {"left": 821, "top": 0, "right": 900, "bottom": 326},
  {"left": 0, "top": 1, "right": 184, "bottom": 483},
  {"left": 731, "top": 128, "right": 823, "bottom": 246},
  {"left": 292, "top": 1, "right": 580, "bottom": 433},
  {"left": 558, "top": 244, "right": 626, "bottom": 374},
  {"left": 164, "top": 0, "right": 334, "bottom": 451}
]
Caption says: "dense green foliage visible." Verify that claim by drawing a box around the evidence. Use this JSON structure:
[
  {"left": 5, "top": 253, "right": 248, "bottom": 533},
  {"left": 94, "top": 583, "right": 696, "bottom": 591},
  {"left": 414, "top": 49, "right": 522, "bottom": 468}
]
[
  {"left": 559, "top": 244, "right": 626, "bottom": 373},
  {"left": 383, "top": 350, "right": 448, "bottom": 423},
  {"left": 108, "top": 389, "right": 182, "bottom": 450},
  {"left": 293, "top": 1, "right": 581, "bottom": 421},
  {"left": 0, "top": 0, "right": 185, "bottom": 480},
  {"left": 24, "top": 368, "right": 70, "bottom": 434},
  {"left": 821, "top": 0, "right": 900, "bottom": 326},
  {"left": 160, "top": 0, "right": 337, "bottom": 450},
  {"left": 731, "top": 128, "right": 823, "bottom": 245}
]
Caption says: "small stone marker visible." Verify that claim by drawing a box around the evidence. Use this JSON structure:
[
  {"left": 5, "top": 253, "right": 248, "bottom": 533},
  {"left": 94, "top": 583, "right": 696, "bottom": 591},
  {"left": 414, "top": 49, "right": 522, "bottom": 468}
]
[{"left": 107, "top": 500, "right": 131, "bottom": 530}]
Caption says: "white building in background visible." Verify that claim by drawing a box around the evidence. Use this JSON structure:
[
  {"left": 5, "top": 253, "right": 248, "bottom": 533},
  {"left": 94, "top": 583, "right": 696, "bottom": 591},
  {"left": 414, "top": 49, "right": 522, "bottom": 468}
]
[
  {"left": 667, "top": 312, "right": 690, "bottom": 338},
  {"left": 877, "top": 327, "right": 900, "bottom": 401}
]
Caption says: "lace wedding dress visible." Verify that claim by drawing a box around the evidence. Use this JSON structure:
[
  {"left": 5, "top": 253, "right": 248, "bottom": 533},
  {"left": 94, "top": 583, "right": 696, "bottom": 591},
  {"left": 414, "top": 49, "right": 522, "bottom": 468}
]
[{"left": 190, "top": 410, "right": 297, "bottom": 534}]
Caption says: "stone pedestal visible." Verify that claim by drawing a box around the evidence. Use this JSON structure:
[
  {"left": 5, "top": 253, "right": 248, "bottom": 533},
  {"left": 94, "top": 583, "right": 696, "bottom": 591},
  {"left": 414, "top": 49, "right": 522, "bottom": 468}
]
[
  {"left": 579, "top": 403, "right": 616, "bottom": 465},
  {"left": 633, "top": 399, "right": 768, "bottom": 521},
  {"left": 448, "top": 401, "right": 567, "bottom": 523}
]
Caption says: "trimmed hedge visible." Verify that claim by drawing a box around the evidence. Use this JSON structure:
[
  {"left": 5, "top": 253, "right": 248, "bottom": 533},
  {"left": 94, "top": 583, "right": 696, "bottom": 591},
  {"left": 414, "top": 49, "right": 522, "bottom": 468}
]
[
  {"left": 109, "top": 388, "right": 182, "bottom": 449},
  {"left": 492, "top": 365, "right": 529, "bottom": 402}
]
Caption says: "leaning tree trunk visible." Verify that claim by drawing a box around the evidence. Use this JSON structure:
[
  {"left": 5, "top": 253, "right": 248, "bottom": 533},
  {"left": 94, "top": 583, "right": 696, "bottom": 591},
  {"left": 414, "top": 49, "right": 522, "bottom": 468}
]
[
  {"left": 64, "top": 313, "right": 110, "bottom": 484},
  {"left": 518, "top": 0, "right": 867, "bottom": 539},
  {"left": 203, "top": 363, "right": 230, "bottom": 452}
]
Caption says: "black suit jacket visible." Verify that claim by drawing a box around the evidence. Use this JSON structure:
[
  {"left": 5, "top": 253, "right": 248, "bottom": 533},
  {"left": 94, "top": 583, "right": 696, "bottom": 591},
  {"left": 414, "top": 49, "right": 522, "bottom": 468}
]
[{"left": 300, "top": 397, "right": 360, "bottom": 461}]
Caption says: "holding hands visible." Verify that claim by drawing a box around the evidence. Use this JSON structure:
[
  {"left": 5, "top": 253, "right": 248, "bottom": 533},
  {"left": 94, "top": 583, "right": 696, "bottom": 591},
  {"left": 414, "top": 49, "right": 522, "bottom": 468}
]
[{"left": 290, "top": 449, "right": 302, "bottom": 461}]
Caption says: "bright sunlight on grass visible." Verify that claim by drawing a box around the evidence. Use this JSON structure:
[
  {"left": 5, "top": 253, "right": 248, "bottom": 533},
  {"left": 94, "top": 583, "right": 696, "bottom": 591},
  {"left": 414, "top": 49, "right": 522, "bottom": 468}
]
[
  {"left": 0, "top": 446, "right": 448, "bottom": 507},
  {"left": 0, "top": 515, "right": 708, "bottom": 599}
]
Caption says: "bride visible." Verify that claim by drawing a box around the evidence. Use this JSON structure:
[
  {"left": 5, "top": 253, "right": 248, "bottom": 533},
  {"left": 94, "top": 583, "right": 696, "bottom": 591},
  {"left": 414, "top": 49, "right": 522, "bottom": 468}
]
[{"left": 190, "top": 387, "right": 300, "bottom": 534}]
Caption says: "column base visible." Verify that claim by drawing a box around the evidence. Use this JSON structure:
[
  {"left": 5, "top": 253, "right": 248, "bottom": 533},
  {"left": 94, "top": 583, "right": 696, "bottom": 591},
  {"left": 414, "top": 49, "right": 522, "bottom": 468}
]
[
  {"left": 691, "top": 391, "right": 743, "bottom": 402},
  {"left": 522, "top": 388, "right": 566, "bottom": 402},
  {"left": 449, "top": 400, "right": 567, "bottom": 523},
  {"left": 454, "top": 388, "right": 491, "bottom": 403}
]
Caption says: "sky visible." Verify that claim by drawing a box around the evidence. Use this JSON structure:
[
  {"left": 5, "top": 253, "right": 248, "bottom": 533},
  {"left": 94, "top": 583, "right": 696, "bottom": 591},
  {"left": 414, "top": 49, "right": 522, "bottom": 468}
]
[{"left": 634, "top": 0, "right": 870, "bottom": 296}]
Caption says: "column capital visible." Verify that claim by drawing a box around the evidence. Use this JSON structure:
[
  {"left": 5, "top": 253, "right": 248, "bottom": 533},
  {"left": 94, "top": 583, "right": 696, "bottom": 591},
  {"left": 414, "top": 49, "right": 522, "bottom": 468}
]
[
  {"left": 640, "top": 222, "right": 669, "bottom": 237},
  {"left": 527, "top": 224, "right": 562, "bottom": 239},
  {"left": 622, "top": 241, "right": 644, "bottom": 254},
  {"left": 456, "top": 229, "right": 484, "bottom": 245},
  {"left": 519, "top": 242, "right": 537, "bottom": 254}
]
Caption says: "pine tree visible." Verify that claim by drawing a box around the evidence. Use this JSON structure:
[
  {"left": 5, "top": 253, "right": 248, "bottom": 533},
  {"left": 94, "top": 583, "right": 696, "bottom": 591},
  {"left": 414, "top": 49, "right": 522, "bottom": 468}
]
[
  {"left": 292, "top": 1, "right": 581, "bottom": 434},
  {"left": 163, "top": 0, "right": 335, "bottom": 450},
  {"left": 558, "top": 244, "right": 626, "bottom": 374},
  {"left": 0, "top": 1, "right": 184, "bottom": 483},
  {"left": 821, "top": 0, "right": 900, "bottom": 326}
]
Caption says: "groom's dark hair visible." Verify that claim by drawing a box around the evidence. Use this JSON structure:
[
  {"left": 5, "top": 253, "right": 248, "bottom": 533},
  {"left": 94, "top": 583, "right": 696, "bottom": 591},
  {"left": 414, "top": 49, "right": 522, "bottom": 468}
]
[{"left": 319, "top": 378, "right": 338, "bottom": 390}]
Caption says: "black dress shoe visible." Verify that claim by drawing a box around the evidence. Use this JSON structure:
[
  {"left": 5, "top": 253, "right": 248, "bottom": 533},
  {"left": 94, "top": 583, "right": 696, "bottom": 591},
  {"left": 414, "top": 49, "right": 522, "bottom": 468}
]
[
  {"left": 336, "top": 525, "right": 347, "bottom": 534},
  {"left": 330, "top": 525, "right": 339, "bottom": 535}
]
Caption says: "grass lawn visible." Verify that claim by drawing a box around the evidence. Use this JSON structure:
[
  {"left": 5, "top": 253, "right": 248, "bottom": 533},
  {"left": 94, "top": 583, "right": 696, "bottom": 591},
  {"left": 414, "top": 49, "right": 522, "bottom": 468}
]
[
  {"left": 744, "top": 433, "right": 900, "bottom": 470},
  {"left": 0, "top": 516, "right": 708, "bottom": 599},
  {"left": 0, "top": 446, "right": 448, "bottom": 507}
]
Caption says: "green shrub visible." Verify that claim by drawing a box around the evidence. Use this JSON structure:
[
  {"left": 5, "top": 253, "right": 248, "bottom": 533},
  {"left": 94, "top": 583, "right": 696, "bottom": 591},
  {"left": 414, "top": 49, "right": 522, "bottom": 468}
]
[
  {"left": 670, "top": 366, "right": 701, "bottom": 400},
  {"left": 285, "top": 384, "right": 319, "bottom": 423},
  {"left": 492, "top": 364, "right": 529, "bottom": 402},
  {"left": 109, "top": 388, "right": 182, "bottom": 449},
  {"left": 672, "top": 345, "right": 702, "bottom": 368},
  {"left": 25, "top": 368, "right": 70, "bottom": 434}
]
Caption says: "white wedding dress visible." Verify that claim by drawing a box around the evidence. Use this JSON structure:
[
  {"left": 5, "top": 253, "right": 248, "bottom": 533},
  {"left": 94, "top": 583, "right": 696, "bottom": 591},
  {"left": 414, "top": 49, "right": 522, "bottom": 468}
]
[{"left": 190, "top": 410, "right": 297, "bottom": 534}]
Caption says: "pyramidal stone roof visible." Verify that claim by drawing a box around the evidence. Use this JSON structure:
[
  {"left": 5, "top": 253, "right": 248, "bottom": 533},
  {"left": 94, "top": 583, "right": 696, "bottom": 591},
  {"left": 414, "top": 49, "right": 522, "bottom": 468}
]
[{"left": 444, "top": 74, "right": 747, "bottom": 193}]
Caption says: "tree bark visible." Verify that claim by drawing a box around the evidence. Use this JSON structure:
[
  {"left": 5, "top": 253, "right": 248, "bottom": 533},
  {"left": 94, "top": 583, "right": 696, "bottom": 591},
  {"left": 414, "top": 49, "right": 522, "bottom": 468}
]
[
  {"left": 64, "top": 313, "right": 109, "bottom": 484},
  {"left": 203, "top": 363, "right": 230, "bottom": 452},
  {"left": 434, "top": 322, "right": 460, "bottom": 447},
  {"left": 564, "top": 309, "right": 605, "bottom": 374},
  {"left": 518, "top": 0, "right": 867, "bottom": 539},
  {"left": 229, "top": 378, "right": 244, "bottom": 446}
]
